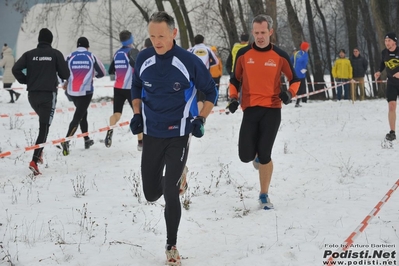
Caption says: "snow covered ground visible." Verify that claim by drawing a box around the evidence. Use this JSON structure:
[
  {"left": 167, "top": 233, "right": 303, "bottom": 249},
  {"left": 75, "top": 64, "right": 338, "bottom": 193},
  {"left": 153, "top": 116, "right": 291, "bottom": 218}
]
[{"left": 0, "top": 76, "right": 398, "bottom": 266}]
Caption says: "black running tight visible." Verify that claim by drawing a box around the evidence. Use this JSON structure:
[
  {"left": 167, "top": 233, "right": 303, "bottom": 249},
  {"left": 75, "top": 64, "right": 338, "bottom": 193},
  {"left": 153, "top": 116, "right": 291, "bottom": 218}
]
[
  {"left": 65, "top": 94, "right": 93, "bottom": 140},
  {"left": 141, "top": 134, "right": 190, "bottom": 246}
]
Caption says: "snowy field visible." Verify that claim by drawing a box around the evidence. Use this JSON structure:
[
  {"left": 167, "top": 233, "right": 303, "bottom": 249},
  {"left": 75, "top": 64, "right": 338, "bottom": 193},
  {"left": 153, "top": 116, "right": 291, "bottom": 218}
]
[{"left": 0, "top": 76, "right": 398, "bottom": 266}]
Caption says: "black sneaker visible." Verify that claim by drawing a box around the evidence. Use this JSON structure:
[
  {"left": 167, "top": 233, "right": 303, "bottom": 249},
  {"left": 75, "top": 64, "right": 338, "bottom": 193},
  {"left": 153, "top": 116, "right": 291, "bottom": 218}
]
[
  {"left": 104, "top": 129, "right": 113, "bottom": 148},
  {"left": 61, "top": 141, "right": 70, "bottom": 156},
  {"left": 15, "top": 92, "right": 21, "bottom": 102},
  {"left": 85, "top": 139, "right": 94, "bottom": 149},
  {"left": 385, "top": 130, "right": 396, "bottom": 141}
]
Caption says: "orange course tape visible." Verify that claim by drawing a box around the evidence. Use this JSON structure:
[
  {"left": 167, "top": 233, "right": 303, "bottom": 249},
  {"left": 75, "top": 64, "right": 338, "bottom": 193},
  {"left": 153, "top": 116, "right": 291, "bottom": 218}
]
[
  {"left": 324, "top": 179, "right": 399, "bottom": 265},
  {"left": 0, "top": 121, "right": 129, "bottom": 158}
]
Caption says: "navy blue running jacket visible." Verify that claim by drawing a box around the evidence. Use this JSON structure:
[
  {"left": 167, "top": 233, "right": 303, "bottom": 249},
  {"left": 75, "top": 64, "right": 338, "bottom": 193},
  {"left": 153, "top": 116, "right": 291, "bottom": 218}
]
[{"left": 132, "top": 41, "right": 218, "bottom": 138}]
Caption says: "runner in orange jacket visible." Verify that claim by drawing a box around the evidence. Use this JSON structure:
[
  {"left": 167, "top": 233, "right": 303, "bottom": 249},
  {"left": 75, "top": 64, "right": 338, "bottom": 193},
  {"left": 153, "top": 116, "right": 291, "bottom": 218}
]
[{"left": 227, "top": 14, "right": 300, "bottom": 210}]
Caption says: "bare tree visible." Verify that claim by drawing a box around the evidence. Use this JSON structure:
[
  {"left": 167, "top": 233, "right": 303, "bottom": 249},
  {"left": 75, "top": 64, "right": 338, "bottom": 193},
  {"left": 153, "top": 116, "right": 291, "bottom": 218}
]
[
  {"left": 371, "top": 0, "right": 391, "bottom": 46},
  {"left": 342, "top": 0, "right": 359, "bottom": 52},
  {"left": 248, "top": 0, "right": 265, "bottom": 15},
  {"left": 218, "top": 0, "right": 239, "bottom": 49},
  {"left": 154, "top": 0, "right": 166, "bottom": 11},
  {"left": 359, "top": 0, "right": 380, "bottom": 97},
  {"left": 179, "top": 0, "right": 195, "bottom": 46},
  {"left": 265, "top": 0, "right": 277, "bottom": 43},
  {"left": 305, "top": 0, "right": 326, "bottom": 99},
  {"left": 394, "top": 1, "right": 399, "bottom": 34},
  {"left": 370, "top": 0, "right": 392, "bottom": 97},
  {"left": 313, "top": 0, "right": 333, "bottom": 98},
  {"left": 236, "top": 0, "right": 249, "bottom": 35},
  {"left": 131, "top": 0, "right": 151, "bottom": 22},
  {"left": 285, "top": 0, "right": 304, "bottom": 48}
]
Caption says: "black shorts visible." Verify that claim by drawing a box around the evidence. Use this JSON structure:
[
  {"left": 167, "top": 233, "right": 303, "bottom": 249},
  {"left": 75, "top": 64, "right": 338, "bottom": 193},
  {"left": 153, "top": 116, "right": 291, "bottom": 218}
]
[
  {"left": 386, "top": 83, "right": 399, "bottom": 102},
  {"left": 28, "top": 91, "right": 57, "bottom": 125},
  {"left": 3, "top": 83, "right": 12, "bottom": 89},
  {"left": 113, "top": 88, "right": 133, "bottom": 113},
  {"left": 238, "top": 106, "right": 281, "bottom": 164}
]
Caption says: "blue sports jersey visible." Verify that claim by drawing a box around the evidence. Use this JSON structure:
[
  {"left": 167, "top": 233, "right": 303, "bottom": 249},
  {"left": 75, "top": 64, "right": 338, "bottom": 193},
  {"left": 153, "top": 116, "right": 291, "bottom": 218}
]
[
  {"left": 66, "top": 47, "right": 106, "bottom": 96},
  {"left": 290, "top": 50, "right": 308, "bottom": 79},
  {"left": 132, "top": 42, "right": 218, "bottom": 138},
  {"left": 113, "top": 47, "right": 134, "bottom": 90}
]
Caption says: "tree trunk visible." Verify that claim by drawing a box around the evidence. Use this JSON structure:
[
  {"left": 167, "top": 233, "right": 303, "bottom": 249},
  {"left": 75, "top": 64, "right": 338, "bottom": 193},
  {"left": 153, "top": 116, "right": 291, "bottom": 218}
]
[
  {"left": 167, "top": 0, "right": 189, "bottom": 49},
  {"left": 395, "top": 1, "right": 399, "bottom": 34},
  {"left": 265, "top": 0, "right": 277, "bottom": 44},
  {"left": 342, "top": 0, "right": 359, "bottom": 52},
  {"left": 236, "top": 0, "right": 248, "bottom": 35},
  {"left": 154, "top": 0, "right": 165, "bottom": 11},
  {"left": 219, "top": 0, "right": 239, "bottom": 49},
  {"left": 370, "top": 0, "right": 390, "bottom": 97},
  {"left": 370, "top": 0, "right": 391, "bottom": 44},
  {"left": 248, "top": 0, "right": 265, "bottom": 15},
  {"left": 313, "top": 0, "right": 333, "bottom": 99},
  {"left": 285, "top": 0, "right": 304, "bottom": 48},
  {"left": 359, "top": 0, "right": 380, "bottom": 97},
  {"left": 179, "top": 0, "right": 195, "bottom": 46},
  {"left": 305, "top": 0, "right": 326, "bottom": 100}
]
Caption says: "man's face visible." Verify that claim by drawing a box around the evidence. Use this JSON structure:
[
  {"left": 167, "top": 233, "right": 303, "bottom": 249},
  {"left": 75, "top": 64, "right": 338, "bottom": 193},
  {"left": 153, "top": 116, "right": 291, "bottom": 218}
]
[
  {"left": 252, "top": 21, "right": 273, "bottom": 48},
  {"left": 148, "top": 21, "right": 177, "bottom": 55},
  {"left": 384, "top": 38, "right": 397, "bottom": 51}
]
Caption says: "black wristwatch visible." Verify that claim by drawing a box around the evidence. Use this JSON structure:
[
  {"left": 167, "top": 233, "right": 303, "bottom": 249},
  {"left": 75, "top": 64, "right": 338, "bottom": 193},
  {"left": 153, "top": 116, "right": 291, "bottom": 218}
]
[{"left": 196, "top": 116, "right": 206, "bottom": 124}]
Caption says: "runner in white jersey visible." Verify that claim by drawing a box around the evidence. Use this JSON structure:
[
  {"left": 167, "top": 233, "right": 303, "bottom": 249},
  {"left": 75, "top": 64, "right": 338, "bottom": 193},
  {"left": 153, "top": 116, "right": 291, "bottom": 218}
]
[
  {"left": 60, "top": 37, "right": 106, "bottom": 155},
  {"left": 188, "top": 34, "right": 219, "bottom": 111},
  {"left": 188, "top": 34, "right": 219, "bottom": 69}
]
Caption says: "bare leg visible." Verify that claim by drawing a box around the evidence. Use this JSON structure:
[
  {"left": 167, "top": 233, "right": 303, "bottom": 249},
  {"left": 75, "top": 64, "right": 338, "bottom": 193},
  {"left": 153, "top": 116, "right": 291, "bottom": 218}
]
[
  {"left": 109, "top": 112, "right": 122, "bottom": 126},
  {"left": 259, "top": 160, "right": 273, "bottom": 194},
  {"left": 388, "top": 101, "right": 396, "bottom": 131}
]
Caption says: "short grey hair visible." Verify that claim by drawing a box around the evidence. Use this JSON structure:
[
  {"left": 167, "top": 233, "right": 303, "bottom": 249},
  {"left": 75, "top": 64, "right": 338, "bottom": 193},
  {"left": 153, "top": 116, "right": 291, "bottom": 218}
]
[
  {"left": 252, "top": 14, "right": 273, "bottom": 30},
  {"left": 149, "top": 11, "right": 175, "bottom": 32}
]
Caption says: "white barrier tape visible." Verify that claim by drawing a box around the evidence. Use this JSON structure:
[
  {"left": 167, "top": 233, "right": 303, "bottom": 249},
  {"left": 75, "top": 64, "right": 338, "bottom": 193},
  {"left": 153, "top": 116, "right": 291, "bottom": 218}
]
[
  {"left": 324, "top": 179, "right": 399, "bottom": 265},
  {"left": 0, "top": 81, "right": 358, "bottom": 121},
  {"left": 219, "top": 82, "right": 351, "bottom": 111},
  {"left": 0, "top": 121, "right": 129, "bottom": 158},
  {"left": 295, "top": 81, "right": 352, "bottom": 99},
  {"left": 0, "top": 101, "right": 112, "bottom": 118},
  {"left": 305, "top": 80, "right": 386, "bottom": 85},
  {"left": 12, "top": 84, "right": 115, "bottom": 90}
]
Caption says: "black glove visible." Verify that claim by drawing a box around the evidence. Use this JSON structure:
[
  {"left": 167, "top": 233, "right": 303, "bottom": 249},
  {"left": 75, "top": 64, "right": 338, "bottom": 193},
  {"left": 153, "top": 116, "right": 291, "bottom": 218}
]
[
  {"left": 227, "top": 98, "right": 239, "bottom": 113},
  {"left": 279, "top": 91, "right": 292, "bottom": 105},
  {"left": 130, "top": 114, "right": 143, "bottom": 135},
  {"left": 192, "top": 116, "right": 205, "bottom": 138}
]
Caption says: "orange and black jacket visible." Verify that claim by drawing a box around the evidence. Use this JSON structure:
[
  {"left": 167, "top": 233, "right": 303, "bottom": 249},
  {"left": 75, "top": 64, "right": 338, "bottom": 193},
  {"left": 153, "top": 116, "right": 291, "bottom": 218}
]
[{"left": 229, "top": 43, "right": 300, "bottom": 110}]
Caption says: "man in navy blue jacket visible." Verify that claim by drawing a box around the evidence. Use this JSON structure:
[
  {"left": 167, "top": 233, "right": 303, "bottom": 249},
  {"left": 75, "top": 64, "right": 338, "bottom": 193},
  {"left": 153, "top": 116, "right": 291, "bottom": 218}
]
[{"left": 130, "top": 11, "right": 217, "bottom": 266}]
